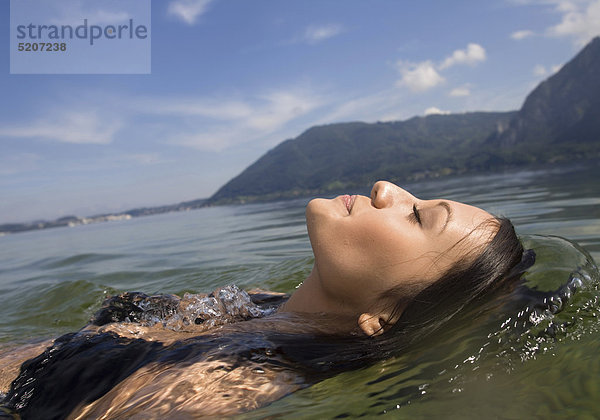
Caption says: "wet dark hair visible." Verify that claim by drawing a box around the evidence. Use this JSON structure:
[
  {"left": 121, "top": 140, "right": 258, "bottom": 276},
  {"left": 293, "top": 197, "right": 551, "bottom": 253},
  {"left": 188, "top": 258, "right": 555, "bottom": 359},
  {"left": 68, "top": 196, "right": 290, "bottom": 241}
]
[{"left": 387, "top": 216, "right": 527, "bottom": 340}]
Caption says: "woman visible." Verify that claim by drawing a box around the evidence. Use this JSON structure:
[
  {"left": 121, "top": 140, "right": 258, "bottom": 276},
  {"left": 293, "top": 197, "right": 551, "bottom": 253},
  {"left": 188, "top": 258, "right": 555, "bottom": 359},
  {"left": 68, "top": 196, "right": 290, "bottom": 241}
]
[
  {"left": 0, "top": 181, "right": 529, "bottom": 419},
  {"left": 281, "top": 181, "right": 524, "bottom": 336}
]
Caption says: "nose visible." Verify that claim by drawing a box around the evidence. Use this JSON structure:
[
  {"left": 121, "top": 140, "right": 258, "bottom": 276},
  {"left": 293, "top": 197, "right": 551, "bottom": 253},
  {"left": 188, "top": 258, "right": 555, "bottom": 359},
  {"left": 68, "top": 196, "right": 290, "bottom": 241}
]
[{"left": 370, "top": 181, "right": 415, "bottom": 209}]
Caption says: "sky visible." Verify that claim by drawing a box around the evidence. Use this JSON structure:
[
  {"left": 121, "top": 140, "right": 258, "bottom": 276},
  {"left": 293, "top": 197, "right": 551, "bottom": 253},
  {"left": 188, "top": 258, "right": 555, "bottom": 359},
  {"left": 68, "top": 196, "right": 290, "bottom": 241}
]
[{"left": 1, "top": 0, "right": 599, "bottom": 223}]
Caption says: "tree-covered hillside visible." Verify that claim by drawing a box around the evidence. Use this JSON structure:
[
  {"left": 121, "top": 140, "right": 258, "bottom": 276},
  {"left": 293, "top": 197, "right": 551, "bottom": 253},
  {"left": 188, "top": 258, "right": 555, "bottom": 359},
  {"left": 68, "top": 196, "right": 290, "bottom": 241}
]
[{"left": 210, "top": 112, "right": 516, "bottom": 203}]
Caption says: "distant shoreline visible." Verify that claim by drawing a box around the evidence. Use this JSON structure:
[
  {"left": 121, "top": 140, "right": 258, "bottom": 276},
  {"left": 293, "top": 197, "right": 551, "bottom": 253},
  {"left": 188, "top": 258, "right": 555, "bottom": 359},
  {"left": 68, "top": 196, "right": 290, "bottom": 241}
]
[
  {"left": 0, "top": 198, "right": 207, "bottom": 236},
  {"left": 2, "top": 159, "right": 597, "bottom": 237}
]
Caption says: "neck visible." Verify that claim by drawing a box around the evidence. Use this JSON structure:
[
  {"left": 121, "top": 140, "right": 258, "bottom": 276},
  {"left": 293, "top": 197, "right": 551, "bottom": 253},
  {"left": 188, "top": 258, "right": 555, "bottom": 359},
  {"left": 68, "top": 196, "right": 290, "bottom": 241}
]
[
  {"left": 279, "top": 266, "right": 354, "bottom": 318},
  {"left": 278, "top": 266, "right": 376, "bottom": 336}
]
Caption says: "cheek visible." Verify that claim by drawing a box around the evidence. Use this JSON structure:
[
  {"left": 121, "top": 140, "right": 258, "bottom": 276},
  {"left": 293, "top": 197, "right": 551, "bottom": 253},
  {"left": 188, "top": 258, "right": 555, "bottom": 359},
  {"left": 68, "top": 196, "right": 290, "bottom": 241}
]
[
  {"left": 354, "top": 220, "right": 414, "bottom": 262},
  {"left": 352, "top": 223, "right": 438, "bottom": 290},
  {"left": 327, "top": 224, "right": 412, "bottom": 290}
]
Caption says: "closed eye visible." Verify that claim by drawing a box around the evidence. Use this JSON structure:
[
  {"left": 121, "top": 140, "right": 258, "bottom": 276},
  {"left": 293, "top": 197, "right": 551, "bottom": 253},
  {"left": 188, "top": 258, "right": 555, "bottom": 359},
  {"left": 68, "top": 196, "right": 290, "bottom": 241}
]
[{"left": 411, "top": 204, "right": 422, "bottom": 225}]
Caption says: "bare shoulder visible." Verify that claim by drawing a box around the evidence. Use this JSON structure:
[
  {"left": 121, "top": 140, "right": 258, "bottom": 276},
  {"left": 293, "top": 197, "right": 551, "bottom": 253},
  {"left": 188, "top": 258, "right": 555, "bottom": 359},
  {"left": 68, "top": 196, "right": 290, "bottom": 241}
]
[
  {"left": 70, "top": 358, "right": 301, "bottom": 418},
  {"left": 0, "top": 340, "right": 54, "bottom": 394}
]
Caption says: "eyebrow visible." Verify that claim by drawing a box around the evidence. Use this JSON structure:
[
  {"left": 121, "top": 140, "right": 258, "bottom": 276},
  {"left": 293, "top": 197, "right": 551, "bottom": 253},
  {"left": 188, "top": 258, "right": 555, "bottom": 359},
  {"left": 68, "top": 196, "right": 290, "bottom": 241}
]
[{"left": 437, "top": 201, "right": 452, "bottom": 234}]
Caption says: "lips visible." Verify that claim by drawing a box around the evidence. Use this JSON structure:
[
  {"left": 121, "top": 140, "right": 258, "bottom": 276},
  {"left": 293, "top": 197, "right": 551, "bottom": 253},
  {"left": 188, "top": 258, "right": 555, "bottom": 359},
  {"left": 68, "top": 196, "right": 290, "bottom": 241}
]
[{"left": 340, "top": 194, "right": 356, "bottom": 214}]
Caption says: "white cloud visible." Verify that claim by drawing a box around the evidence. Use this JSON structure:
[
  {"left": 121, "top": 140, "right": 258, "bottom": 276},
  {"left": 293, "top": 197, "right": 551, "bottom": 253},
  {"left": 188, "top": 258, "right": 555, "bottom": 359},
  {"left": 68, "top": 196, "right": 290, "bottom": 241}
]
[
  {"left": 532, "top": 62, "right": 563, "bottom": 77},
  {"left": 154, "top": 88, "right": 325, "bottom": 151},
  {"left": 139, "top": 90, "right": 323, "bottom": 134},
  {"left": 303, "top": 24, "right": 344, "bottom": 44},
  {"left": 555, "top": 1, "right": 579, "bottom": 13},
  {"left": 514, "top": 0, "right": 600, "bottom": 45},
  {"left": 122, "top": 154, "right": 163, "bottom": 165},
  {"left": 449, "top": 87, "right": 471, "bottom": 97},
  {"left": 424, "top": 107, "right": 450, "bottom": 116},
  {"left": 46, "top": 1, "right": 131, "bottom": 26},
  {"left": 439, "top": 43, "right": 486, "bottom": 69},
  {"left": 55, "top": 10, "right": 129, "bottom": 26},
  {"left": 394, "top": 43, "right": 485, "bottom": 96},
  {"left": 511, "top": 29, "right": 535, "bottom": 40},
  {"left": 396, "top": 60, "right": 445, "bottom": 92},
  {"left": 0, "top": 112, "right": 120, "bottom": 144},
  {"left": 247, "top": 91, "right": 320, "bottom": 130},
  {"left": 533, "top": 64, "right": 548, "bottom": 76},
  {"left": 83, "top": 10, "right": 129, "bottom": 25},
  {"left": 143, "top": 99, "right": 253, "bottom": 120},
  {"left": 168, "top": 0, "right": 213, "bottom": 25},
  {"left": 546, "top": 0, "right": 600, "bottom": 45},
  {"left": 315, "top": 89, "right": 405, "bottom": 124},
  {"left": 0, "top": 85, "right": 326, "bottom": 153}
]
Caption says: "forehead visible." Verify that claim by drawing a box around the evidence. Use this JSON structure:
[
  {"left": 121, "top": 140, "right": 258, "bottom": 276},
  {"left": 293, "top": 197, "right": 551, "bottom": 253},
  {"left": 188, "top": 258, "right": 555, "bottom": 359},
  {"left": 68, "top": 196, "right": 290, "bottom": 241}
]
[
  {"left": 448, "top": 199, "right": 492, "bottom": 223},
  {"left": 442, "top": 199, "right": 496, "bottom": 243}
]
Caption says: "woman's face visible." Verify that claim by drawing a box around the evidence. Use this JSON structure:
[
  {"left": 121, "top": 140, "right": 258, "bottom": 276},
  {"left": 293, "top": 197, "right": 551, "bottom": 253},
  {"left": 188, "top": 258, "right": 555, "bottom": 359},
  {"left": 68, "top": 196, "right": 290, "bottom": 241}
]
[{"left": 305, "top": 181, "right": 497, "bottom": 315}]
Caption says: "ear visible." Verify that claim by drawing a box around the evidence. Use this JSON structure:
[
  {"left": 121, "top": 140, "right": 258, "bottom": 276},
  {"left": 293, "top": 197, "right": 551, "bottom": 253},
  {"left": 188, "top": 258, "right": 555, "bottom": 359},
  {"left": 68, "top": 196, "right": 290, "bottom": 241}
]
[{"left": 358, "top": 312, "right": 391, "bottom": 337}]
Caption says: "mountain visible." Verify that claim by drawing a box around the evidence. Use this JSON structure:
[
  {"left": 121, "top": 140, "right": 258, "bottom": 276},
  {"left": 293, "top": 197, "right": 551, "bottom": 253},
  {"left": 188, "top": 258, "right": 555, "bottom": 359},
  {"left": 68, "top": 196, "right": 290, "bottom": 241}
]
[
  {"left": 210, "top": 37, "right": 600, "bottom": 204},
  {"left": 486, "top": 36, "right": 600, "bottom": 160},
  {"left": 210, "top": 112, "right": 516, "bottom": 203}
]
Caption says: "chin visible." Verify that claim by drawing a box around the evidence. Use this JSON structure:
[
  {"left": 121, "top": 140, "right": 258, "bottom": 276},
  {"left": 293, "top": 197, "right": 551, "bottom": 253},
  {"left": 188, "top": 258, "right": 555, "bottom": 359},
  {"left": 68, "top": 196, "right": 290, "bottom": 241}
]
[
  {"left": 305, "top": 198, "right": 334, "bottom": 242},
  {"left": 305, "top": 198, "right": 330, "bottom": 218}
]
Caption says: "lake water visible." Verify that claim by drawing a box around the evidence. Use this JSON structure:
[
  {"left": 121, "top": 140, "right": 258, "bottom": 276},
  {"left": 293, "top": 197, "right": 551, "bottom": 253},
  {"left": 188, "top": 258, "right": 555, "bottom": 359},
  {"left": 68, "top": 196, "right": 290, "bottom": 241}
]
[{"left": 1, "top": 162, "right": 599, "bottom": 418}]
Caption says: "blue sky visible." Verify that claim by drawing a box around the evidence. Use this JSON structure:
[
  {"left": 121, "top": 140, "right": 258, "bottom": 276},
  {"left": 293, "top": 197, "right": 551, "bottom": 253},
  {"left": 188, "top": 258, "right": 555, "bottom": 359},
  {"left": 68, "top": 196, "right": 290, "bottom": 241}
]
[{"left": 1, "top": 0, "right": 599, "bottom": 223}]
